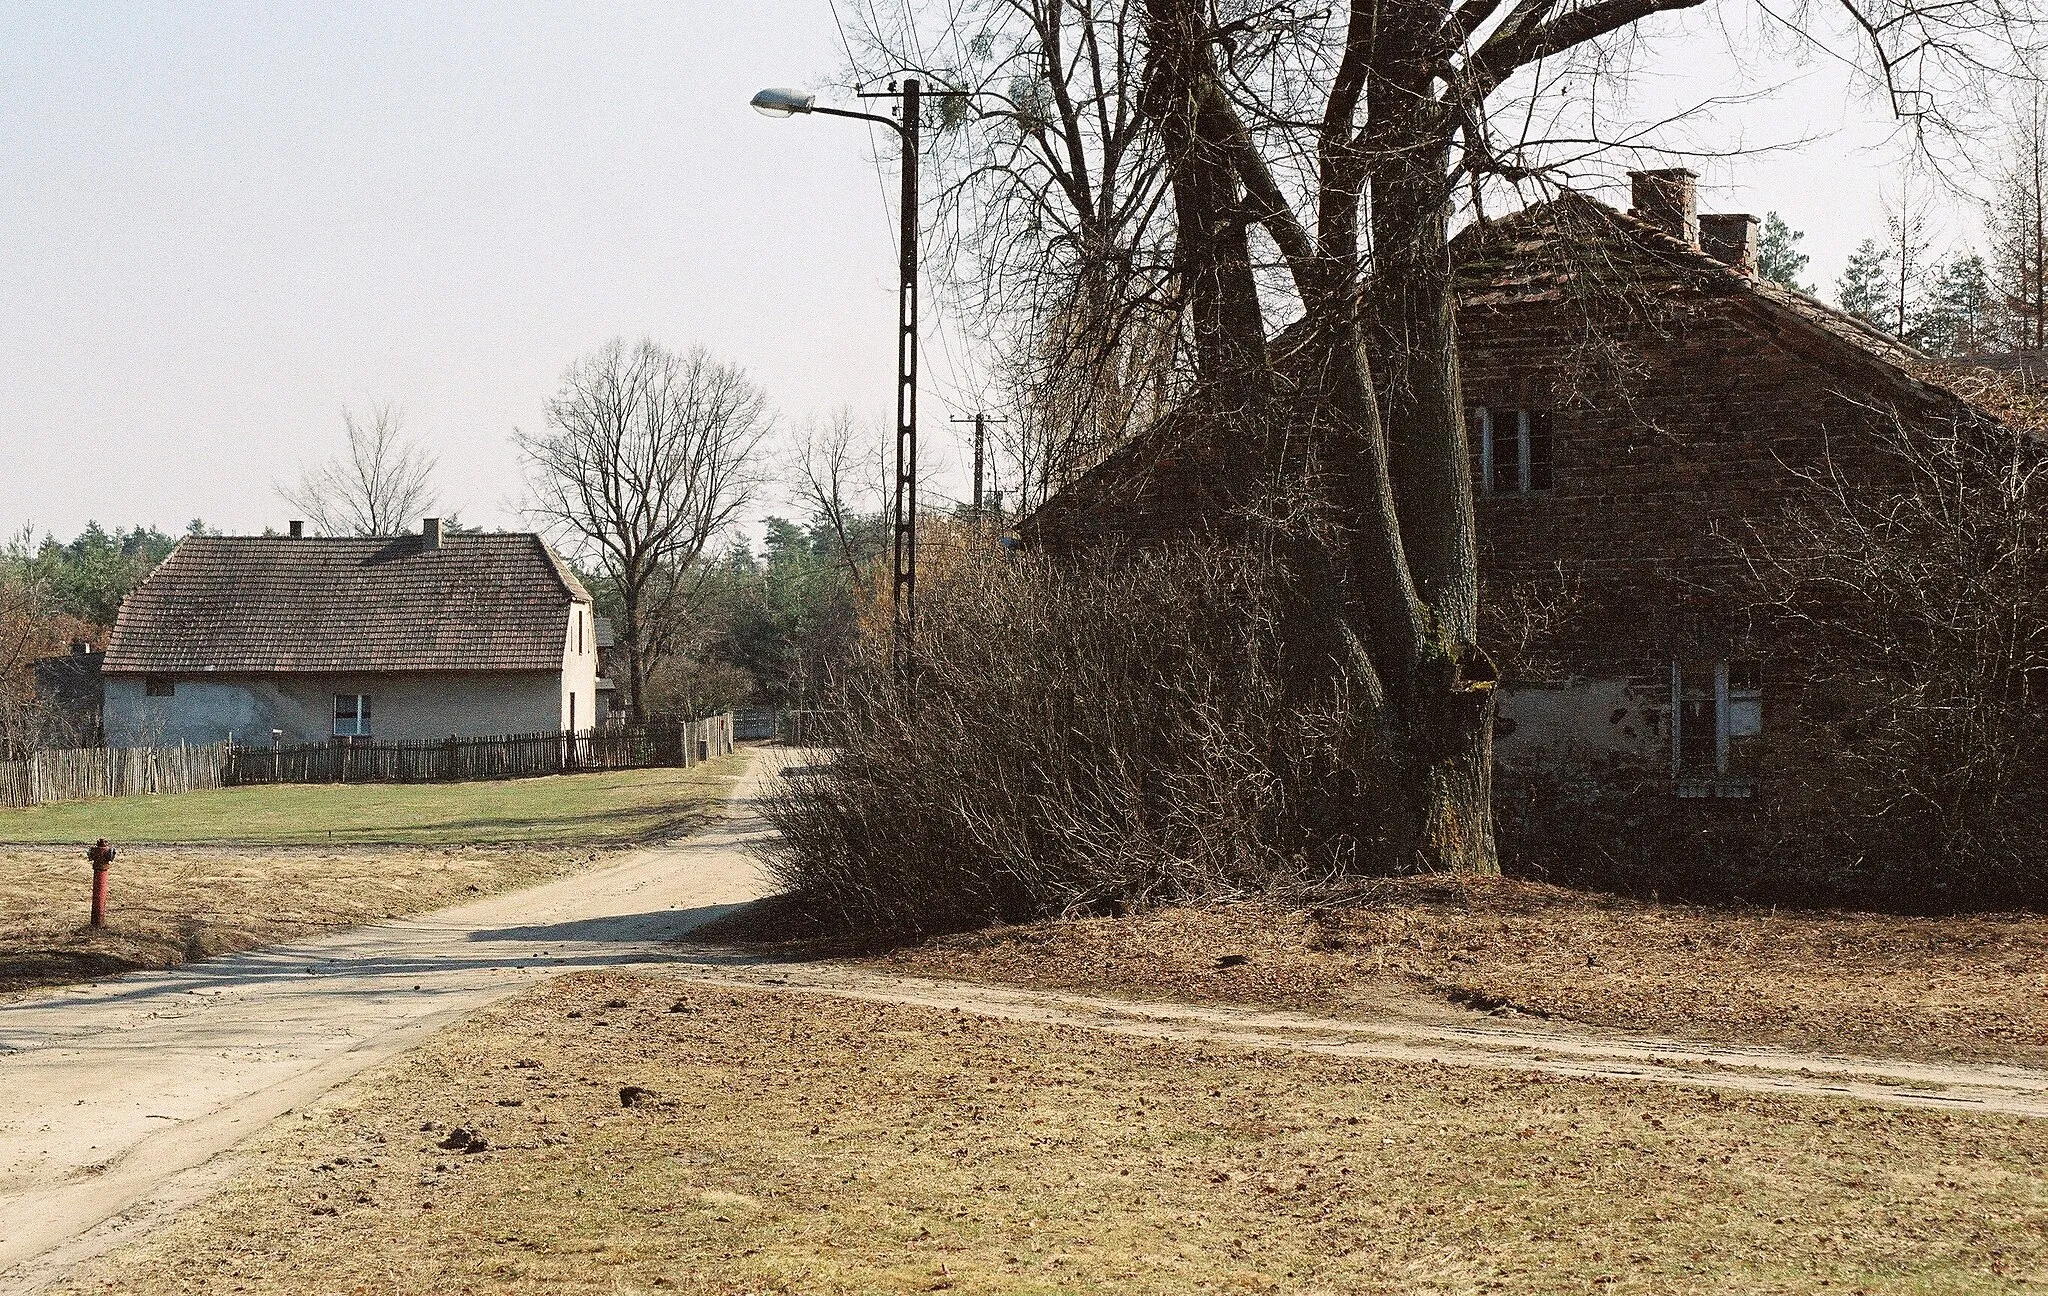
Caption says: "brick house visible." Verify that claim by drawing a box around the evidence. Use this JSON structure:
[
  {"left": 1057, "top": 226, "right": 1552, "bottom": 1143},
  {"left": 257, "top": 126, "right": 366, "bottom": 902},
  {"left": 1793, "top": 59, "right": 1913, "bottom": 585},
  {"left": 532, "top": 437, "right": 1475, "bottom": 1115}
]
[
  {"left": 1027, "top": 170, "right": 1999, "bottom": 857},
  {"left": 101, "top": 520, "right": 602, "bottom": 746}
]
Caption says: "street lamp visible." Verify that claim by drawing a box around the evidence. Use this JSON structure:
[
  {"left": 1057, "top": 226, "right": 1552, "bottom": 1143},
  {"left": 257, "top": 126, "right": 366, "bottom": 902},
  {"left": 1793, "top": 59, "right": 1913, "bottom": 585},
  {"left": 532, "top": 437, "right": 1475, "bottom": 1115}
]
[
  {"left": 748, "top": 88, "right": 816, "bottom": 117},
  {"left": 753, "top": 79, "right": 926, "bottom": 686}
]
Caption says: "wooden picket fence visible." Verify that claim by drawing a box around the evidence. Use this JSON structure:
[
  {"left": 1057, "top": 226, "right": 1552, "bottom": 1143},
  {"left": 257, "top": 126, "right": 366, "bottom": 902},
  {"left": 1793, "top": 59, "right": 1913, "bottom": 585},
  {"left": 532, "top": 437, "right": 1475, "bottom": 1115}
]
[
  {"left": 223, "top": 714, "right": 736, "bottom": 787},
  {"left": 0, "top": 715, "right": 736, "bottom": 807},
  {"left": 0, "top": 742, "right": 229, "bottom": 809}
]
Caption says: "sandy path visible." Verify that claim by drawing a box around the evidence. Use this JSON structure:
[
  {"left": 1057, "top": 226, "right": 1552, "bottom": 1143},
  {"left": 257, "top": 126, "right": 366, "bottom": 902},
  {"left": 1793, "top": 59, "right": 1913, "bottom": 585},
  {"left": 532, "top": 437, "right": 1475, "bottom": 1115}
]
[
  {"left": 667, "top": 961, "right": 2048, "bottom": 1119},
  {"left": 0, "top": 752, "right": 782, "bottom": 1294}
]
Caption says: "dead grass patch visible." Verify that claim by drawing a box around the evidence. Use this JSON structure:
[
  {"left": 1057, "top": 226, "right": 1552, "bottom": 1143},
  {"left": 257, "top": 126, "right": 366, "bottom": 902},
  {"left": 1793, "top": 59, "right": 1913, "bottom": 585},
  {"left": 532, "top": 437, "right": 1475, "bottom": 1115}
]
[
  {"left": 58, "top": 971, "right": 2048, "bottom": 1295},
  {"left": 836, "top": 876, "right": 2048, "bottom": 1064},
  {"left": 0, "top": 843, "right": 600, "bottom": 1000},
  {"left": 0, "top": 762, "right": 744, "bottom": 1000}
]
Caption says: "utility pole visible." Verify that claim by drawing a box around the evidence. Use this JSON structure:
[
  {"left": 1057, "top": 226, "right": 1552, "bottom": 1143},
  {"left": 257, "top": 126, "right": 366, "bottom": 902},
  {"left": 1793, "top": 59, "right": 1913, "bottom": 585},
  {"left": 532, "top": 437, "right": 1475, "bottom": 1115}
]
[
  {"left": 752, "top": 77, "right": 970, "bottom": 688},
  {"left": 951, "top": 411, "right": 1009, "bottom": 520},
  {"left": 861, "top": 79, "right": 967, "bottom": 684},
  {"left": 888, "top": 79, "right": 920, "bottom": 683}
]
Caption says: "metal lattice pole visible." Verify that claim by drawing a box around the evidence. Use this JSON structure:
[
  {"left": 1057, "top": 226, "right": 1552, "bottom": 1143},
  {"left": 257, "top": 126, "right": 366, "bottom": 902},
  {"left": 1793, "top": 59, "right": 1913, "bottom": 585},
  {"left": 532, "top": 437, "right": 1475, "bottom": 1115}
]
[{"left": 891, "top": 79, "right": 921, "bottom": 686}]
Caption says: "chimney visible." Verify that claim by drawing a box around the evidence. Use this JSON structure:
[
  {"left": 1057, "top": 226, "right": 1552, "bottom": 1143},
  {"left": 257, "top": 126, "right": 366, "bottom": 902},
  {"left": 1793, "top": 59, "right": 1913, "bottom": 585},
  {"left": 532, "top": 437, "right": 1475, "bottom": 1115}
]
[
  {"left": 1629, "top": 168, "right": 1699, "bottom": 246},
  {"left": 288, "top": 520, "right": 304, "bottom": 538},
  {"left": 1699, "top": 213, "right": 1761, "bottom": 277},
  {"left": 423, "top": 517, "right": 444, "bottom": 550}
]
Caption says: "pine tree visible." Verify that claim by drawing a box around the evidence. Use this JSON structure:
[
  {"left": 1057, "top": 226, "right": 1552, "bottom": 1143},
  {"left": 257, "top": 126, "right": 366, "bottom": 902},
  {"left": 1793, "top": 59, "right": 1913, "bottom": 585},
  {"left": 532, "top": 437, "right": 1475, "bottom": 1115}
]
[
  {"left": 1909, "top": 253, "right": 1997, "bottom": 356},
  {"left": 1758, "top": 212, "right": 1813, "bottom": 293},
  {"left": 1838, "top": 239, "right": 1898, "bottom": 332}
]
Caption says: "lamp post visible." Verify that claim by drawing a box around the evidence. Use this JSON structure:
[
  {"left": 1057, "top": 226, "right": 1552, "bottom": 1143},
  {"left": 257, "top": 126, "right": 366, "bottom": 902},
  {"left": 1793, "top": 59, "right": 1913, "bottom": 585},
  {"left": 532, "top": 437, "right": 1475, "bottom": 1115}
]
[{"left": 752, "top": 81, "right": 930, "bottom": 685}]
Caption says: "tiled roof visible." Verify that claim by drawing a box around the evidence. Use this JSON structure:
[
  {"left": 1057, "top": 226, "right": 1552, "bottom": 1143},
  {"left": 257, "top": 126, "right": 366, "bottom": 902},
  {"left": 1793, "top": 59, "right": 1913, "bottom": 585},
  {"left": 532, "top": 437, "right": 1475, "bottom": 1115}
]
[
  {"left": 1451, "top": 192, "right": 1931, "bottom": 373},
  {"left": 104, "top": 533, "right": 588, "bottom": 675}
]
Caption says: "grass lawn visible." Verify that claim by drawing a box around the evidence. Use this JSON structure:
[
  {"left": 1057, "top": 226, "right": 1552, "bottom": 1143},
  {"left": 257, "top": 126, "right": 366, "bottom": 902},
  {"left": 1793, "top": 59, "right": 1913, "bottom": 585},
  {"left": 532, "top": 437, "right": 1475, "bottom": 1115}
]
[
  {"left": 0, "top": 756, "right": 746, "bottom": 999},
  {"left": 58, "top": 969, "right": 2048, "bottom": 1295},
  {"left": 0, "top": 758, "right": 747, "bottom": 846}
]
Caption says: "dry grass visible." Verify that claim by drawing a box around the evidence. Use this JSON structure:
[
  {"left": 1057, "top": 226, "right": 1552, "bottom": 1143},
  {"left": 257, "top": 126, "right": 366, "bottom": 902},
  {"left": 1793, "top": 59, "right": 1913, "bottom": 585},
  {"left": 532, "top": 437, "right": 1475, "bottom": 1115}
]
[
  {"left": 0, "top": 761, "right": 742, "bottom": 999},
  {"left": 0, "top": 843, "right": 600, "bottom": 999},
  {"left": 841, "top": 876, "right": 2048, "bottom": 1065},
  {"left": 58, "top": 970, "right": 2048, "bottom": 1295}
]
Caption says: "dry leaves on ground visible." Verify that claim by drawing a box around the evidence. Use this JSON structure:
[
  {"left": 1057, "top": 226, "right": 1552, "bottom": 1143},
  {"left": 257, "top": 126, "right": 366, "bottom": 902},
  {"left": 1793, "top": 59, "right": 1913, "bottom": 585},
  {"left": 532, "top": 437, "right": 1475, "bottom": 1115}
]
[
  {"left": 59, "top": 969, "right": 2048, "bottom": 1295},
  {"left": 852, "top": 877, "right": 2048, "bottom": 1063}
]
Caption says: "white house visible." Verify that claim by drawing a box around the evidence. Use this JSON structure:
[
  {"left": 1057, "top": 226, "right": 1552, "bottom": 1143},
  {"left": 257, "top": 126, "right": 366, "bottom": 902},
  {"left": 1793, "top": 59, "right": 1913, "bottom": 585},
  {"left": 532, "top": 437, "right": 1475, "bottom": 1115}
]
[{"left": 101, "top": 520, "right": 603, "bottom": 746}]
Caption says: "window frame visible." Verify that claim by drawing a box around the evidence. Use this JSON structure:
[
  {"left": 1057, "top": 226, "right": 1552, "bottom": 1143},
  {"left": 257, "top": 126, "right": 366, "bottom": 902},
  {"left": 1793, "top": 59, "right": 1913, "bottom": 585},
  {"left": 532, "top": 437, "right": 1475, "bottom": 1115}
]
[
  {"left": 333, "top": 693, "right": 373, "bottom": 738},
  {"left": 145, "top": 677, "right": 176, "bottom": 698},
  {"left": 1477, "top": 406, "right": 1496, "bottom": 495},
  {"left": 1474, "top": 406, "right": 1554, "bottom": 496},
  {"left": 1670, "top": 659, "right": 1762, "bottom": 796}
]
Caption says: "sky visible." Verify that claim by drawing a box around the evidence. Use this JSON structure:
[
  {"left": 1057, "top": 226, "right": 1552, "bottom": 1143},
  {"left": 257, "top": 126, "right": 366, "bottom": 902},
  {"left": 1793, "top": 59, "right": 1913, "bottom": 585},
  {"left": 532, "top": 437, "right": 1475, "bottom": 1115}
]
[{"left": 0, "top": 2, "right": 1990, "bottom": 543}]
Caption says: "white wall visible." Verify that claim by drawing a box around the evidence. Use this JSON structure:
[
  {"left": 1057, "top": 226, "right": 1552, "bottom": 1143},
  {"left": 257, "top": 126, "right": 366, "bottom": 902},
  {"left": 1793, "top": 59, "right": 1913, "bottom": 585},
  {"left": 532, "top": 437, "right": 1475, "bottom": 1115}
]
[
  {"left": 104, "top": 671, "right": 567, "bottom": 747},
  {"left": 1496, "top": 679, "right": 1663, "bottom": 760},
  {"left": 560, "top": 602, "right": 599, "bottom": 733}
]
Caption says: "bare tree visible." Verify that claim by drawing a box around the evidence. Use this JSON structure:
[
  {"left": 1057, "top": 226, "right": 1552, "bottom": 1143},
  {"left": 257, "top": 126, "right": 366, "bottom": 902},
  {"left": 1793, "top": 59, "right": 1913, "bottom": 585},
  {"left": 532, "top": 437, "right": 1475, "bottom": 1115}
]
[
  {"left": 278, "top": 403, "right": 437, "bottom": 537},
  {"left": 1883, "top": 168, "right": 1940, "bottom": 342},
  {"left": 839, "top": 0, "right": 1180, "bottom": 502},
  {"left": 519, "top": 339, "right": 769, "bottom": 718},
  {"left": 1991, "top": 89, "right": 2048, "bottom": 350},
  {"left": 792, "top": 408, "right": 889, "bottom": 593}
]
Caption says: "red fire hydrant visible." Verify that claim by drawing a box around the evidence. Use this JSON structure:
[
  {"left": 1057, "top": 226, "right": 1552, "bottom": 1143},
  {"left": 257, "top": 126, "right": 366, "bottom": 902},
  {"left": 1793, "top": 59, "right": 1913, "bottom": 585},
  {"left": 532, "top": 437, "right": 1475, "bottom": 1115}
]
[{"left": 86, "top": 838, "right": 116, "bottom": 928}]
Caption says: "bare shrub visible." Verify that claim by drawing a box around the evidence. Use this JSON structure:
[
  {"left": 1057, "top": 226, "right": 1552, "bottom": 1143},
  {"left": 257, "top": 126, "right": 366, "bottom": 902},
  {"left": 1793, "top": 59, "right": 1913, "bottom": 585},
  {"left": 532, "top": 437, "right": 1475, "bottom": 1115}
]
[
  {"left": 760, "top": 544, "right": 1395, "bottom": 937},
  {"left": 1739, "top": 379, "right": 2048, "bottom": 905}
]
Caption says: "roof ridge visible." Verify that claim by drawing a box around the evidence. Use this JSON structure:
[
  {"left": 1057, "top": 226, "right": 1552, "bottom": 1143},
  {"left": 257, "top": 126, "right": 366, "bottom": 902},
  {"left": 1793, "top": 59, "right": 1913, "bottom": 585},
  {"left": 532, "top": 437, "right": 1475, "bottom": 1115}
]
[
  {"left": 104, "top": 530, "right": 583, "bottom": 675},
  {"left": 526, "top": 534, "right": 592, "bottom": 603}
]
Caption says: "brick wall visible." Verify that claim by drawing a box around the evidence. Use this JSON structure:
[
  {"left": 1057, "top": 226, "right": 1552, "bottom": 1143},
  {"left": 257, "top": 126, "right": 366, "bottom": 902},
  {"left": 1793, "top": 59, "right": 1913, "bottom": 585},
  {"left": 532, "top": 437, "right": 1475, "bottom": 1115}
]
[{"left": 1460, "top": 272, "right": 1982, "bottom": 889}]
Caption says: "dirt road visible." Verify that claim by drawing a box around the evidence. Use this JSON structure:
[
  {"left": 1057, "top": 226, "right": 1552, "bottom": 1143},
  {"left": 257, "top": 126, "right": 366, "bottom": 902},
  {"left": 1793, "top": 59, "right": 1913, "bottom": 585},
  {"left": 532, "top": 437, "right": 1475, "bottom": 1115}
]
[{"left": 0, "top": 753, "right": 783, "bottom": 1294}]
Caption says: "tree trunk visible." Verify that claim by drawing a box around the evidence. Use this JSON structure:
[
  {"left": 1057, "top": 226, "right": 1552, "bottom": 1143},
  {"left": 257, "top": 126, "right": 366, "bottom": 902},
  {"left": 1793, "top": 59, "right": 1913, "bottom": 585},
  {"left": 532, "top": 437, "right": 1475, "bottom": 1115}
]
[
  {"left": 1136, "top": 0, "right": 1499, "bottom": 876},
  {"left": 1361, "top": 13, "right": 1499, "bottom": 875},
  {"left": 1141, "top": 0, "right": 1269, "bottom": 405},
  {"left": 622, "top": 586, "right": 648, "bottom": 724}
]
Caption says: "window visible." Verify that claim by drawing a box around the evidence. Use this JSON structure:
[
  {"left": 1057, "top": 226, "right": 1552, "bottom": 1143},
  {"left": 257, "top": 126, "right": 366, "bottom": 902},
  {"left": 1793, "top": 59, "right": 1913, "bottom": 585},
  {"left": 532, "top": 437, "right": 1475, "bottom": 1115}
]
[
  {"left": 1474, "top": 407, "right": 1555, "bottom": 496},
  {"left": 145, "top": 677, "right": 175, "bottom": 697},
  {"left": 577, "top": 610, "right": 586, "bottom": 656},
  {"left": 333, "top": 694, "right": 372, "bottom": 738},
  {"left": 1671, "top": 659, "right": 1762, "bottom": 797},
  {"left": 1727, "top": 659, "right": 1763, "bottom": 737}
]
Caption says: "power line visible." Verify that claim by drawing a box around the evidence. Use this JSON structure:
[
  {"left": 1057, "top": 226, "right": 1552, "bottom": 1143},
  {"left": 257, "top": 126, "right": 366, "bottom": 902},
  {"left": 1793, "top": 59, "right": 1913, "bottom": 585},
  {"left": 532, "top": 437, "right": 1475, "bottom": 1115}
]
[
  {"left": 950, "top": 411, "right": 1008, "bottom": 516},
  {"left": 827, "top": 0, "right": 987, "bottom": 495}
]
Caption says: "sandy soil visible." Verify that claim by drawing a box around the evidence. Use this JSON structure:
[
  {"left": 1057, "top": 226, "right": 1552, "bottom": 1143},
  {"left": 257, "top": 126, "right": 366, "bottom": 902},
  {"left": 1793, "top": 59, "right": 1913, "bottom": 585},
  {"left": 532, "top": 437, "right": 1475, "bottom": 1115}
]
[
  {"left": 0, "top": 754, "right": 782, "bottom": 1294},
  {"left": 50, "top": 968, "right": 2048, "bottom": 1295}
]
